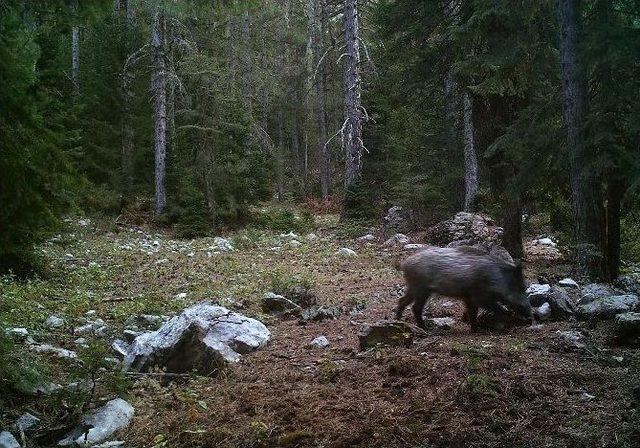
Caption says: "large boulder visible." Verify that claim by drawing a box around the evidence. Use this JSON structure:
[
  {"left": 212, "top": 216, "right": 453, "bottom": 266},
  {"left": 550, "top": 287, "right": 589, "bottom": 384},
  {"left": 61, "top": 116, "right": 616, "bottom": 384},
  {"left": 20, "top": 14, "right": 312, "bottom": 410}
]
[
  {"left": 123, "top": 303, "right": 270, "bottom": 373},
  {"left": 576, "top": 294, "right": 639, "bottom": 319},
  {"left": 424, "top": 212, "right": 503, "bottom": 249},
  {"left": 0, "top": 432, "right": 20, "bottom": 448},
  {"left": 614, "top": 312, "right": 640, "bottom": 338},
  {"left": 58, "top": 398, "right": 134, "bottom": 446}
]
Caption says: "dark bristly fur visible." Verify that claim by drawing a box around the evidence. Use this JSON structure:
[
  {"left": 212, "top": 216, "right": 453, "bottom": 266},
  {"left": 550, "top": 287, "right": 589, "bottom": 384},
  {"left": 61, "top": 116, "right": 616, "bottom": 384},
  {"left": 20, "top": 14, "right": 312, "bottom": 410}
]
[{"left": 396, "top": 246, "right": 532, "bottom": 331}]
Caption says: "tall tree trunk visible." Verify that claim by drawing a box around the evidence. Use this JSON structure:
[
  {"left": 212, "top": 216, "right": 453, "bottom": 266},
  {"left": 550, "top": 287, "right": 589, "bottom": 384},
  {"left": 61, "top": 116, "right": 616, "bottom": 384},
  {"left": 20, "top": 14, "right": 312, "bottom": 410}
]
[
  {"left": 151, "top": 7, "right": 167, "bottom": 215},
  {"left": 463, "top": 92, "right": 478, "bottom": 211},
  {"left": 71, "top": 0, "right": 80, "bottom": 97},
  {"left": 342, "top": 0, "right": 364, "bottom": 189},
  {"left": 605, "top": 177, "right": 624, "bottom": 280},
  {"left": 311, "top": 0, "right": 331, "bottom": 199},
  {"left": 556, "top": 0, "right": 607, "bottom": 279},
  {"left": 118, "top": 0, "right": 134, "bottom": 205}
]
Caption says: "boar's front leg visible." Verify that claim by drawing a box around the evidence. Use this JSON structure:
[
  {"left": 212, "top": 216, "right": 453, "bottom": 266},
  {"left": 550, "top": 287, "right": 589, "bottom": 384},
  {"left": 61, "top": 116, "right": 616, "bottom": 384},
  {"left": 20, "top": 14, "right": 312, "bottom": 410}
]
[
  {"left": 464, "top": 302, "right": 479, "bottom": 333},
  {"left": 411, "top": 290, "right": 431, "bottom": 329},
  {"left": 395, "top": 289, "right": 414, "bottom": 320}
]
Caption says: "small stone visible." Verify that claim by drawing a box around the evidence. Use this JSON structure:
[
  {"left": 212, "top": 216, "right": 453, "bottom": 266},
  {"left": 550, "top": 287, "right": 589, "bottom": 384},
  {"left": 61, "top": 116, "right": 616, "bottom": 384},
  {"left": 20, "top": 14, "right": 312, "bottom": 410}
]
[
  {"left": 213, "top": 237, "right": 234, "bottom": 252},
  {"left": 45, "top": 315, "right": 65, "bottom": 328},
  {"left": 0, "top": 431, "right": 20, "bottom": 448},
  {"left": 358, "top": 321, "right": 414, "bottom": 350},
  {"left": 280, "top": 232, "right": 300, "bottom": 241},
  {"left": 174, "top": 292, "right": 187, "bottom": 300},
  {"left": 580, "top": 392, "right": 596, "bottom": 402},
  {"left": 357, "top": 234, "right": 375, "bottom": 243},
  {"left": 556, "top": 330, "right": 586, "bottom": 349},
  {"left": 559, "top": 278, "right": 579, "bottom": 288},
  {"left": 74, "top": 338, "right": 88, "bottom": 346},
  {"left": 6, "top": 327, "right": 29, "bottom": 339},
  {"left": 337, "top": 248, "right": 357, "bottom": 257},
  {"left": 536, "top": 237, "right": 556, "bottom": 247},
  {"left": 32, "top": 344, "right": 77, "bottom": 359},
  {"left": 86, "top": 310, "right": 97, "bottom": 317},
  {"left": 426, "top": 317, "right": 456, "bottom": 329},
  {"left": 403, "top": 243, "right": 427, "bottom": 251},
  {"left": 288, "top": 240, "right": 302, "bottom": 248},
  {"left": 15, "top": 413, "right": 40, "bottom": 431},
  {"left": 306, "top": 233, "right": 318, "bottom": 241},
  {"left": 533, "top": 302, "right": 551, "bottom": 320},
  {"left": 309, "top": 336, "right": 330, "bottom": 349},
  {"left": 299, "top": 305, "right": 342, "bottom": 323},
  {"left": 262, "top": 292, "right": 301, "bottom": 313},
  {"left": 383, "top": 233, "right": 410, "bottom": 247}
]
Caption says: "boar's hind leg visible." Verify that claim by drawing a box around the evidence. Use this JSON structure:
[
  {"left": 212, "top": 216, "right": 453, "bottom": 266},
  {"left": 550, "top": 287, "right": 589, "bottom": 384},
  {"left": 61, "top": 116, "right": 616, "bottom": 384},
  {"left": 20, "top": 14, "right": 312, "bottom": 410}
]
[
  {"left": 411, "top": 290, "right": 431, "bottom": 329},
  {"left": 395, "top": 289, "right": 414, "bottom": 320}
]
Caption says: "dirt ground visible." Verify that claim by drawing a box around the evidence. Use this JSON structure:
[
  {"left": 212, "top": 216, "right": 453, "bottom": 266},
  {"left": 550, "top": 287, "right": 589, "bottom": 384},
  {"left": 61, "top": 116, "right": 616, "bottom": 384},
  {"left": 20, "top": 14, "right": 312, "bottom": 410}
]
[{"left": 2, "top": 215, "right": 639, "bottom": 447}]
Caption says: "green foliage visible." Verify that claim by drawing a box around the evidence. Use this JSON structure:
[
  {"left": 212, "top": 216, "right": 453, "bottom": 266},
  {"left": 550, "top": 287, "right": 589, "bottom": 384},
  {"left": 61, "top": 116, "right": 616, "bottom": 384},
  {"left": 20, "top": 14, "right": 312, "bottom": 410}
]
[
  {"left": 251, "top": 206, "right": 314, "bottom": 233},
  {"left": 464, "top": 373, "right": 502, "bottom": 398},
  {"left": 268, "top": 268, "right": 315, "bottom": 298},
  {"left": 0, "top": 321, "right": 48, "bottom": 399},
  {"left": 0, "top": 3, "right": 76, "bottom": 274}
]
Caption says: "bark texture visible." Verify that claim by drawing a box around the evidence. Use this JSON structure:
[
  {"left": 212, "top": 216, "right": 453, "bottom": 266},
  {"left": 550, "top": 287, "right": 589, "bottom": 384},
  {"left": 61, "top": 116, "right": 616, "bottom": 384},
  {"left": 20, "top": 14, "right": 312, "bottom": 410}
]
[
  {"left": 556, "top": 0, "right": 607, "bottom": 279},
  {"left": 463, "top": 92, "right": 478, "bottom": 211},
  {"left": 343, "top": 0, "right": 364, "bottom": 188},
  {"left": 151, "top": 7, "right": 167, "bottom": 215}
]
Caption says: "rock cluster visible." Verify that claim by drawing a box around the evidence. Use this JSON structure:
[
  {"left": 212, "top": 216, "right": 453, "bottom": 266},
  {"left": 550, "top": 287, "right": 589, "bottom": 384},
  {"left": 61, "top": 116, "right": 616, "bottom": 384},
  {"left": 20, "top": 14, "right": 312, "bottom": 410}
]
[{"left": 424, "top": 212, "right": 504, "bottom": 249}]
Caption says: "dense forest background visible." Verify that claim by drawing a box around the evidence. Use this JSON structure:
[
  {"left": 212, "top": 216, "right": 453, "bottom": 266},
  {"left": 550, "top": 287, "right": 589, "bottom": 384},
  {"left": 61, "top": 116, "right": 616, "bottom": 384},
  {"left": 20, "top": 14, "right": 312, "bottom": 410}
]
[{"left": 1, "top": 0, "right": 640, "bottom": 280}]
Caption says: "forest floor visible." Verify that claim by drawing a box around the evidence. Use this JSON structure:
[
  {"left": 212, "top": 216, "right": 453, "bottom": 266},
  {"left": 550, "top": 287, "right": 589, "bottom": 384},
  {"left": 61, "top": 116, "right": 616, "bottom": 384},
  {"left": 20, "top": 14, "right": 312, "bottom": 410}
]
[{"left": 2, "top": 212, "right": 639, "bottom": 448}]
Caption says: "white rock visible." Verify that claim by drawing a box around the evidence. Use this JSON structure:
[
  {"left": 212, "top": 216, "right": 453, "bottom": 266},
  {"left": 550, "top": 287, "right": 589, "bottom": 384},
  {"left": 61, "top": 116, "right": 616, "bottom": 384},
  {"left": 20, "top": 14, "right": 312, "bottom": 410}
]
[
  {"left": 174, "top": 292, "right": 187, "bottom": 300},
  {"left": 288, "top": 240, "right": 302, "bottom": 248},
  {"left": 536, "top": 237, "right": 556, "bottom": 247},
  {"left": 403, "top": 243, "right": 427, "bottom": 251},
  {"left": 46, "top": 315, "right": 65, "bottom": 329},
  {"left": 0, "top": 431, "right": 20, "bottom": 448},
  {"left": 213, "top": 237, "right": 234, "bottom": 252},
  {"left": 74, "top": 338, "right": 88, "bottom": 346},
  {"left": 123, "top": 303, "right": 270, "bottom": 373},
  {"left": 533, "top": 302, "right": 551, "bottom": 320},
  {"left": 6, "top": 327, "right": 29, "bottom": 338},
  {"left": 357, "top": 234, "right": 375, "bottom": 243},
  {"left": 427, "top": 317, "right": 456, "bottom": 328},
  {"left": 558, "top": 278, "right": 579, "bottom": 288},
  {"left": 526, "top": 283, "right": 552, "bottom": 296},
  {"left": 337, "top": 248, "right": 357, "bottom": 257},
  {"left": 383, "top": 233, "right": 410, "bottom": 247},
  {"left": 86, "top": 310, "right": 97, "bottom": 317},
  {"left": 58, "top": 398, "right": 134, "bottom": 447},
  {"left": 280, "top": 232, "right": 300, "bottom": 241},
  {"left": 32, "top": 344, "right": 77, "bottom": 360},
  {"left": 306, "top": 233, "right": 318, "bottom": 241},
  {"left": 15, "top": 413, "right": 40, "bottom": 431},
  {"left": 309, "top": 336, "right": 330, "bottom": 349}
]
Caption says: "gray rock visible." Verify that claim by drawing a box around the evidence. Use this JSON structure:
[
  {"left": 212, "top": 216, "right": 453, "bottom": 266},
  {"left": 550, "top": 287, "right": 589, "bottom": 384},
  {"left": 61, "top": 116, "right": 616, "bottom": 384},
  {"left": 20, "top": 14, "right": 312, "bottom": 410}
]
[
  {"left": 74, "top": 338, "right": 88, "bottom": 347},
  {"left": 577, "top": 294, "right": 639, "bottom": 319},
  {"left": 30, "top": 382, "right": 62, "bottom": 395},
  {"left": 616, "top": 274, "right": 640, "bottom": 295},
  {"left": 46, "top": 315, "right": 65, "bottom": 329},
  {"left": 614, "top": 312, "right": 640, "bottom": 337},
  {"left": 0, "top": 432, "right": 20, "bottom": 448},
  {"left": 75, "top": 319, "right": 107, "bottom": 336},
  {"left": 6, "top": 327, "right": 29, "bottom": 339},
  {"left": 556, "top": 330, "right": 586, "bottom": 349},
  {"left": 426, "top": 317, "right": 456, "bottom": 329},
  {"left": 358, "top": 321, "right": 414, "bottom": 350},
  {"left": 558, "top": 278, "right": 579, "bottom": 288},
  {"left": 533, "top": 302, "right": 551, "bottom": 321},
  {"left": 527, "top": 284, "right": 552, "bottom": 306},
  {"left": 306, "top": 233, "right": 318, "bottom": 241},
  {"left": 32, "top": 344, "right": 77, "bottom": 360},
  {"left": 93, "top": 442, "right": 125, "bottom": 448},
  {"left": 262, "top": 292, "right": 301, "bottom": 314},
  {"left": 15, "top": 412, "right": 40, "bottom": 431},
  {"left": 425, "top": 212, "right": 503, "bottom": 249},
  {"left": 288, "top": 240, "right": 302, "bottom": 248},
  {"left": 58, "top": 398, "right": 134, "bottom": 447},
  {"left": 357, "top": 234, "right": 375, "bottom": 243},
  {"left": 309, "top": 336, "right": 329, "bottom": 349},
  {"left": 299, "top": 305, "right": 342, "bottom": 323},
  {"left": 547, "top": 286, "right": 575, "bottom": 319},
  {"left": 123, "top": 303, "right": 270, "bottom": 373},
  {"left": 580, "top": 283, "right": 618, "bottom": 303},
  {"left": 383, "top": 233, "right": 410, "bottom": 247},
  {"left": 536, "top": 237, "right": 556, "bottom": 247},
  {"left": 122, "top": 329, "right": 141, "bottom": 343},
  {"left": 403, "top": 243, "right": 428, "bottom": 251},
  {"left": 111, "top": 340, "right": 129, "bottom": 358},
  {"left": 337, "top": 248, "right": 357, "bottom": 257},
  {"left": 213, "top": 237, "right": 234, "bottom": 252}
]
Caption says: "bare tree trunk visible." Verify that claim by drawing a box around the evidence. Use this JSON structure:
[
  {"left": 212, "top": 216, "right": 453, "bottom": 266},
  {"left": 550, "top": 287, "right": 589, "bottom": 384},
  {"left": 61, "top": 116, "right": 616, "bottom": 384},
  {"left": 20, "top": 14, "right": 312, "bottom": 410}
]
[
  {"left": 343, "top": 0, "right": 364, "bottom": 189},
  {"left": 463, "top": 92, "right": 478, "bottom": 211},
  {"left": 556, "top": 0, "right": 607, "bottom": 279},
  {"left": 310, "top": 0, "right": 331, "bottom": 199},
  {"left": 118, "top": 0, "right": 134, "bottom": 204},
  {"left": 151, "top": 7, "right": 167, "bottom": 215},
  {"left": 71, "top": 0, "right": 80, "bottom": 97}
]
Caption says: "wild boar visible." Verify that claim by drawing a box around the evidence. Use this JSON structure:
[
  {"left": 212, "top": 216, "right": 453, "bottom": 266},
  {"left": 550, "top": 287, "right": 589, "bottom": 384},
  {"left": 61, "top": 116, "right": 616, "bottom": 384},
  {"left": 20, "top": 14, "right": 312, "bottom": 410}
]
[{"left": 395, "top": 246, "right": 532, "bottom": 331}]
